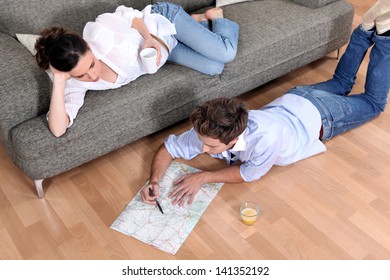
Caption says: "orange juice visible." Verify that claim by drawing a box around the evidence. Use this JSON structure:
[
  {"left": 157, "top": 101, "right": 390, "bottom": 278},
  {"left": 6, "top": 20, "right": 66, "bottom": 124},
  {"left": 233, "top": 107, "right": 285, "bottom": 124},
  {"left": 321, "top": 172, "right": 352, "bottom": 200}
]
[{"left": 241, "top": 207, "right": 258, "bottom": 225}]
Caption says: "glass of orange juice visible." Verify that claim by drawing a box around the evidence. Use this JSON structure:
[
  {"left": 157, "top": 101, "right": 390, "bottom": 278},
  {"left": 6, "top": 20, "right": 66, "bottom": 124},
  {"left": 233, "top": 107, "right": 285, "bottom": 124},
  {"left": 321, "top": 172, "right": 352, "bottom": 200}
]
[{"left": 240, "top": 202, "right": 260, "bottom": 225}]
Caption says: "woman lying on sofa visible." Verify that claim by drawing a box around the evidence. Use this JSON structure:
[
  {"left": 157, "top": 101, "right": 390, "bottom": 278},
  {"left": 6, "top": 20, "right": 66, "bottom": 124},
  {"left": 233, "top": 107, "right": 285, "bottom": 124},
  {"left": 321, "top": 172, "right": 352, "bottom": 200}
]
[{"left": 34, "top": 2, "right": 239, "bottom": 137}]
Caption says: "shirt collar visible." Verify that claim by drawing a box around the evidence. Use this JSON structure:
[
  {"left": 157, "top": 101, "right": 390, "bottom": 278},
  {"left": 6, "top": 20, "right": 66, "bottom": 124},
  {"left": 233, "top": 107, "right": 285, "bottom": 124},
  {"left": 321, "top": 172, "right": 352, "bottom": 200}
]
[{"left": 229, "top": 128, "right": 248, "bottom": 152}]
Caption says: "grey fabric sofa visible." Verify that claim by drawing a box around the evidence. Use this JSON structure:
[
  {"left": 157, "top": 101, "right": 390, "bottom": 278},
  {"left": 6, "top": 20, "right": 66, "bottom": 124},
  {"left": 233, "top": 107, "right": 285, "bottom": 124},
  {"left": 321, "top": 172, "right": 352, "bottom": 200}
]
[{"left": 0, "top": 0, "right": 354, "bottom": 198}]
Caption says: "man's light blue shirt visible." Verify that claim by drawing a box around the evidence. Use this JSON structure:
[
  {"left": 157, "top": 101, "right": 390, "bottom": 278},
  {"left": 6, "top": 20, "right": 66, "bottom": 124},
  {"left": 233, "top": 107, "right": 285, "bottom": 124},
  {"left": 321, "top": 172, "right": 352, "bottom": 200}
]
[{"left": 164, "top": 94, "right": 326, "bottom": 182}]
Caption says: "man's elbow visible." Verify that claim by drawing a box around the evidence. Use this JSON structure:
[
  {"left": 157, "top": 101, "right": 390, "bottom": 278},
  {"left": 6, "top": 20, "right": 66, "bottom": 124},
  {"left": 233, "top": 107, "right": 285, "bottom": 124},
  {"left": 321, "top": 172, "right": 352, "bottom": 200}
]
[
  {"left": 159, "top": 143, "right": 174, "bottom": 159},
  {"left": 241, "top": 172, "right": 263, "bottom": 183}
]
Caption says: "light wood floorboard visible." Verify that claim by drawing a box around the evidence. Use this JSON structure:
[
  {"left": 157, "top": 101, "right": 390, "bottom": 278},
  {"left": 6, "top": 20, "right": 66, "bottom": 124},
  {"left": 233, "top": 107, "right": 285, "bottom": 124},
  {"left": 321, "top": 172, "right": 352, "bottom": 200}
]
[{"left": 1, "top": 0, "right": 389, "bottom": 260}]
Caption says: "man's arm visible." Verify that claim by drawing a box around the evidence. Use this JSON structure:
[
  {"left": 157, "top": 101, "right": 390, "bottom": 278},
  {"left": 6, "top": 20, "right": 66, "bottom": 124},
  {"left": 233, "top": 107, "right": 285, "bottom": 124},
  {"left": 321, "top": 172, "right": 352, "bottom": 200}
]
[
  {"left": 141, "top": 127, "right": 206, "bottom": 205},
  {"left": 169, "top": 165, "right": 244, "bottom": 206},
  {"left": 140, "top": 143, "right": 173, "bottom": 205}
]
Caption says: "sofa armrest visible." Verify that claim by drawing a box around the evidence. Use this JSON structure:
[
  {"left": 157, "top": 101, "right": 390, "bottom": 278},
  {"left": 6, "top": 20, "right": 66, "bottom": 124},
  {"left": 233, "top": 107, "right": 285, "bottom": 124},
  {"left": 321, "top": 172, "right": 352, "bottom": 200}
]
[
  {"left": 290, "top": 0, "right": 340, "bottom": 8},
  {"left": 0, "top": 32, "right": 50, "bottom": 151}
]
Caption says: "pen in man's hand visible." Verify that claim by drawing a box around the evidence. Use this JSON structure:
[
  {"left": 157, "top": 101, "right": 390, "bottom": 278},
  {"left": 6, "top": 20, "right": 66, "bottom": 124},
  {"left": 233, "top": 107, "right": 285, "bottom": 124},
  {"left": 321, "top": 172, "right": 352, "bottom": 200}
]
[{"left": 149, "top": 187, "right": 164, "bottom": 214}]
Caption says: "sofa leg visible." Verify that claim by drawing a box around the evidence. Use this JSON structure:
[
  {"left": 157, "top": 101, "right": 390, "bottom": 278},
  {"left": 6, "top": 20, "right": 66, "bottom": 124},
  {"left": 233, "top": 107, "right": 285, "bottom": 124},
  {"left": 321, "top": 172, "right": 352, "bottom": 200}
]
[{"left": 34, "top": 179, "right": 45, "bottom": 198}]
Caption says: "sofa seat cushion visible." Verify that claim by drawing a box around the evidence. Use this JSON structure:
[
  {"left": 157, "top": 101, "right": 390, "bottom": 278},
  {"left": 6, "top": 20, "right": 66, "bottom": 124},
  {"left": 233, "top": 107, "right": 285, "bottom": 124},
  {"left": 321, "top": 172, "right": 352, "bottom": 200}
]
[{"left": 219, "top": 0, "right": 353, "bottom": 87}]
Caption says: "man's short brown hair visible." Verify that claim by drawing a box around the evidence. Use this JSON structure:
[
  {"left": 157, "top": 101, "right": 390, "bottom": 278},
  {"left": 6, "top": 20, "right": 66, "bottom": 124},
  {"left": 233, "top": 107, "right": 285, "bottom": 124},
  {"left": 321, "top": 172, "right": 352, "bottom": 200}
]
[{"left": 190, "top": 98, "right": 248, "bottom": 145}]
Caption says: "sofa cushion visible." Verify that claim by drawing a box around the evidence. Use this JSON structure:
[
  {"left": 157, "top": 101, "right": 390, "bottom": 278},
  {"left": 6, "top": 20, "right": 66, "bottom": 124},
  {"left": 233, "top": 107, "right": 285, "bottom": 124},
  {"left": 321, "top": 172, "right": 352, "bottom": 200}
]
[
  {"left": 220, "top": 0, "right": 353, "bottom": 86},
  {"left": 0, "top": 0, "right": 151, "bottom": 36},
  {"left": 290, "top": 0, "right": 339, "bottom": 8}
]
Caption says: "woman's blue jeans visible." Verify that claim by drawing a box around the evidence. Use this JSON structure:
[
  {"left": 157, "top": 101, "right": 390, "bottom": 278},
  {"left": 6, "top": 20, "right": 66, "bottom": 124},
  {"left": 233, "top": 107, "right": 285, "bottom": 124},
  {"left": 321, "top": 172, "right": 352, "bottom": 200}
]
[
  {"left": 287, "top": 25, "right": 390, "bottom": 140},
  {"left": 151, "top": 2, "right": 239, "bottom": 75}
]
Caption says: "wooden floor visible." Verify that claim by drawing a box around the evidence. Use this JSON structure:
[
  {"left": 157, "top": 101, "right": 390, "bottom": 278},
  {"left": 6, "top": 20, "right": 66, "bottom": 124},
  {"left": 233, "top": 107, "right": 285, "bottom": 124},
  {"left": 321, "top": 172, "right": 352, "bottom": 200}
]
[{"left": 1, "top": 0, "right": 390, "bottom": 260}]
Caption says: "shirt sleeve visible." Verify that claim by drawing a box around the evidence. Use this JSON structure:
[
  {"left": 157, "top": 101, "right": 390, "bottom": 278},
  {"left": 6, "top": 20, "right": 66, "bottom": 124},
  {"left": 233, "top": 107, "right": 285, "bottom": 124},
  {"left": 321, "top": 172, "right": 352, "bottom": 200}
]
[
  {"left": 239, "top": 136, "right": 283, "bottom": 182},
  {"left": 45, "top": 71, "right": 87, "bottom": 128},
  {"left": 114, "top": 5, "right": 144, "bottom": 22},
  {"left": 45, "top": 88, "right": 86, "bottom": 128},
  {"left": 164, "top": 128, "right": 203, "bottom": 160},
  {"left": 84, "top": 5, "right": 143, "bottom": 47},
  {"left": 93, "top": 5, "right": 143, "bottom": 30},
  {"left": 63, "top": 87, "right": 87, "bottom": 127}
]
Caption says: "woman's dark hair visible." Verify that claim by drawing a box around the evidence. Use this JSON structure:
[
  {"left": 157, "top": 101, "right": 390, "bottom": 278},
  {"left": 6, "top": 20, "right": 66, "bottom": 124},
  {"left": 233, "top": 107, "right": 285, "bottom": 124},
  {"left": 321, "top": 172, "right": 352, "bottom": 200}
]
[
  {"left": 35, "top": 27, "right": 89, "bottom": 71},
  {"left": 190, "top": 98, "right": 249, "bottom": 145}
]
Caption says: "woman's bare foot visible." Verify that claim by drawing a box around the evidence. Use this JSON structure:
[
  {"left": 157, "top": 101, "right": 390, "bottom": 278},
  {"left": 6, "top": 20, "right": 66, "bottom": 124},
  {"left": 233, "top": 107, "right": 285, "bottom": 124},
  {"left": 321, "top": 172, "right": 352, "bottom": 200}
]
[
  {"left": 205, "top": 7, "right": 224, "bottom": 20},
  {"left": 191, "top": 13, "right": 208, "bottom": 22}
]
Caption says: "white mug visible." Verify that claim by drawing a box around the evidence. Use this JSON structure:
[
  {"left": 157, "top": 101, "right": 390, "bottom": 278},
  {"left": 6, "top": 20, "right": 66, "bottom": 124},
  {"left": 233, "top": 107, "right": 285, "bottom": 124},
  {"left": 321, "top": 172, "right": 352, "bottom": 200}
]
[{"left": 140, "top": 48, "right": 158, "bottom": 74}]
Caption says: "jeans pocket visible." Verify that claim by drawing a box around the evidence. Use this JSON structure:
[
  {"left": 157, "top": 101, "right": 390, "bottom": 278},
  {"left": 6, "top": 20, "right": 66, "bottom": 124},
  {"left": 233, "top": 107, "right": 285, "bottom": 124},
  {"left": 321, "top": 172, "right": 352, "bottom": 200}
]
[{"left": 315, "top": 94, "right": 352, "bottom": 122}]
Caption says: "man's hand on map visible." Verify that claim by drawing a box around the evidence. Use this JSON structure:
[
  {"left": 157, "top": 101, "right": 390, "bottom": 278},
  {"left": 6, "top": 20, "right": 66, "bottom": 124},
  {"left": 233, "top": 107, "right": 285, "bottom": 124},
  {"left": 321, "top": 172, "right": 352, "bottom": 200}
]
[
  {"left": 168, "top": 172, "right": 207, "bottom": 206},
  {"left": 141, "top": 182, "right": 160, "bottom": 205}
]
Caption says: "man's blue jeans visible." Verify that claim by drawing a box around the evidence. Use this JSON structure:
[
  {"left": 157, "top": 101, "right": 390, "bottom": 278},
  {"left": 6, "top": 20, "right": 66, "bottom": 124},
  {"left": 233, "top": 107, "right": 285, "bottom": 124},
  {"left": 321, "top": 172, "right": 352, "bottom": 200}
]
[
  {"left": 151, "top": 2, "right": 239, "bottom": 75},
  {"left": 288, "top": 25, "right": 390, "bottom": 140}
]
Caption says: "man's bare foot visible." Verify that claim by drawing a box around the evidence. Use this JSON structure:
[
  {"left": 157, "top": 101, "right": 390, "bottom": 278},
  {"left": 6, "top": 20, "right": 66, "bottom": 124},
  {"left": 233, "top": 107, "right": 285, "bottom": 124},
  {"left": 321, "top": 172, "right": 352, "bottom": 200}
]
[
  {"left": 191, "top": 13, "right": 208, "bottom": 22},
  {"left": 205, "top": 7, "right": 224, "bottom": 20}
]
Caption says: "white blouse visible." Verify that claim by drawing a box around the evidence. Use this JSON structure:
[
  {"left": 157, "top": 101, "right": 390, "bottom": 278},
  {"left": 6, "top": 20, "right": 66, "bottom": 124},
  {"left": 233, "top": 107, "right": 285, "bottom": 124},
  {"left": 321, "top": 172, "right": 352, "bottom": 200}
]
[{"left": 55, "top": 5, "right": 178, "bottom": 127}]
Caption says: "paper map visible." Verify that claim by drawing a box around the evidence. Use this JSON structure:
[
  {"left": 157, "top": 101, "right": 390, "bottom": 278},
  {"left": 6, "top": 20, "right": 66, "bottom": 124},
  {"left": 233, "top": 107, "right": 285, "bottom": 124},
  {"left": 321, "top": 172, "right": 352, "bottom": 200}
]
[{"left": 110, "top": 161, "right": 224, "bottom": 254}]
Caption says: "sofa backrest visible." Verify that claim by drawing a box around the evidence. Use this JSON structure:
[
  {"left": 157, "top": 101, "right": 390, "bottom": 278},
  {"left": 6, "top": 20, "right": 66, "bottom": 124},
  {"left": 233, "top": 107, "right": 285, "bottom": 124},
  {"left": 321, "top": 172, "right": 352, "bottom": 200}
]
[
  {"left": 0, "top": 0, "right": 216, "bottom": 37},
  {"left": 0, "top": 0, "right": 152, "bottom": 36}
]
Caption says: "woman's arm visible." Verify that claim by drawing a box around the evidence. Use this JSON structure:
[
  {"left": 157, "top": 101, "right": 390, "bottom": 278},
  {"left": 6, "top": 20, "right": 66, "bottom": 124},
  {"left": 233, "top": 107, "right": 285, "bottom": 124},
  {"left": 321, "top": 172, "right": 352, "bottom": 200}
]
[
  {"left": 47, "top": 67, "right": 71, "bottom": 137},
  {"left": 131, "top": 17, "right": 162, "bottom": 65}
]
